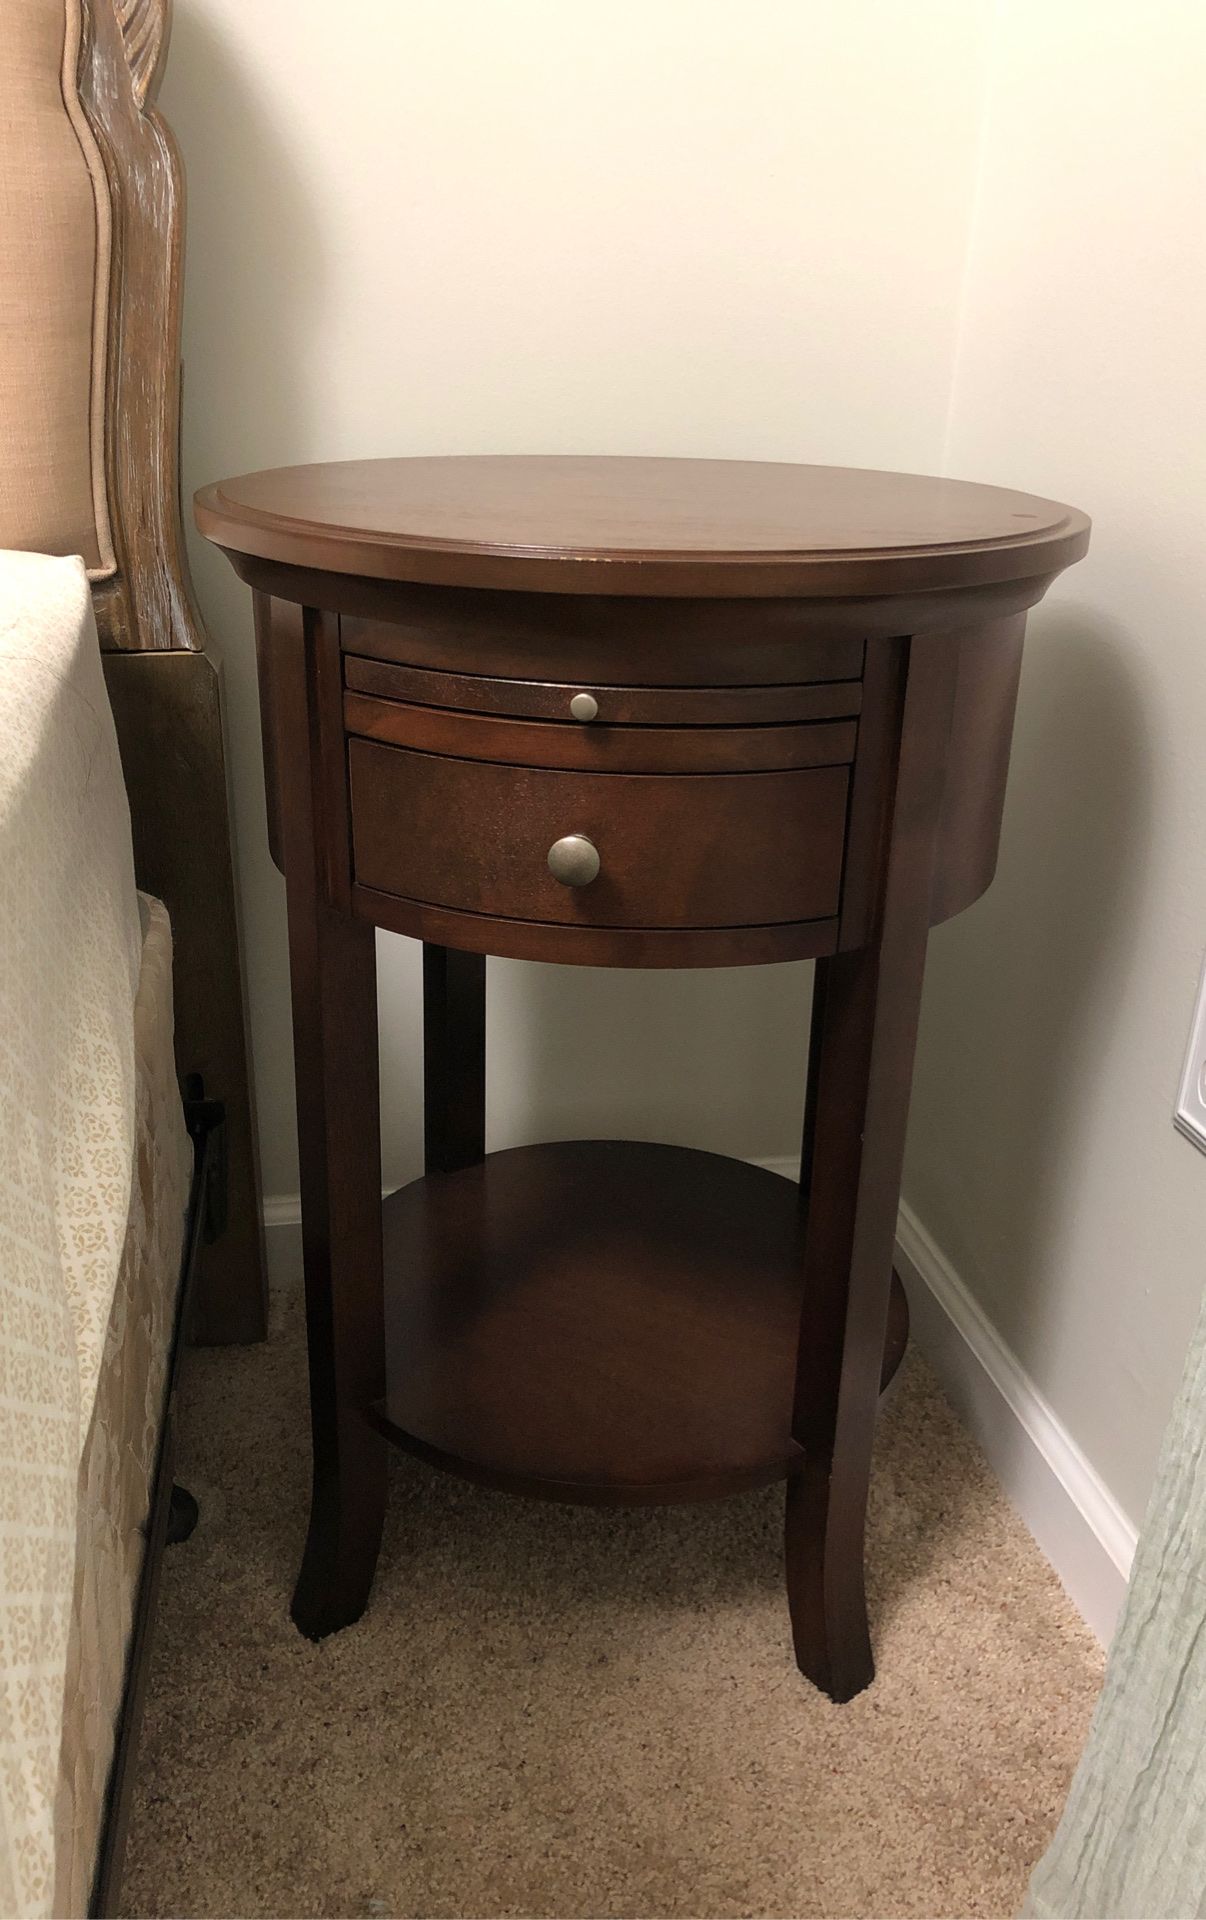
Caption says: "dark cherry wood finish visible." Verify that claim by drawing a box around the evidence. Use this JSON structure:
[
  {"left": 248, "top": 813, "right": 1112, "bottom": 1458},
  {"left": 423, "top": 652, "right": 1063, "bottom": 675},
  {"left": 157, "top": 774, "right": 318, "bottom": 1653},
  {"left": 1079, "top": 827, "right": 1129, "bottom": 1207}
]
[
  {"left": 423, "top": 944, "right": 486, "bottom": 1177},
  {"left": 371, "top": 1142, "right": 909, "bottom": 1502},
  {"left": 788, "top": 632, "right": 957, "bottom": 1699},
  {"left": 353, "top": 886, "right": 842, "bottom": 970},
  {"left": 343, "top": 653, "right": 865, "bottom": 725},
  {"left": 349, "top": 744, "right": 850, "bottom": 929},
  {"left": 342, "top": 692, "right": 858, "bottom": 772},
  {"left": 199, "top": 456, "right": 1088, "bottom": 1699},
  {"left": 272, "top": 602, "right": 388, "bottom": 1639},
  {"left": 196, "top": 454, "right": 1087, "bottom": 597}
]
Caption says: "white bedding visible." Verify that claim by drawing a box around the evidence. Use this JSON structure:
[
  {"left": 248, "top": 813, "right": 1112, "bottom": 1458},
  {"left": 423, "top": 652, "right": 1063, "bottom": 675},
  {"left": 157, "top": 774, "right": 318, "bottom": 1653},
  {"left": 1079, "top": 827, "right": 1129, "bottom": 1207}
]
[{"left": 0, "top": 550, "right": 145, "bottom": 1917}]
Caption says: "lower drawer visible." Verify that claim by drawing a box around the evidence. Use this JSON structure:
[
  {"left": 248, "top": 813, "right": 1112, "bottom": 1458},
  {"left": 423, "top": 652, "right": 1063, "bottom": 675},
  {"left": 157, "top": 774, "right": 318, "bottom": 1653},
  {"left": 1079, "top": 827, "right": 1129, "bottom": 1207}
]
[{"left": 349, "top": 740, "right": 848, "bottom": 929}]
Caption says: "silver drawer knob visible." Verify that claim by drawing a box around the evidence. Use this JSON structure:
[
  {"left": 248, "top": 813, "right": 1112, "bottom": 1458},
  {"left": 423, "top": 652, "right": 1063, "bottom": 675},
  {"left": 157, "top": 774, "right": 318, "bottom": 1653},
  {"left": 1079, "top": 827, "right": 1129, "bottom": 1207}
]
[
  {"left": 547, "top": 833, "right": 600, "bottom": 887},
  {"left": 569, "top": 691, "right": 599, "bottom": 722}
]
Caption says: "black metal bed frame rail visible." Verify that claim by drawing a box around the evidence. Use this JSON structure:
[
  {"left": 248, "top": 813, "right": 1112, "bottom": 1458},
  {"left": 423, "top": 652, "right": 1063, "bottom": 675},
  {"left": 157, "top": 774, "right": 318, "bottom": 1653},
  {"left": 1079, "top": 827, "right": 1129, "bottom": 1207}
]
[{"left": 89, "top": 1085, "right": 224, "bottom": 1919}]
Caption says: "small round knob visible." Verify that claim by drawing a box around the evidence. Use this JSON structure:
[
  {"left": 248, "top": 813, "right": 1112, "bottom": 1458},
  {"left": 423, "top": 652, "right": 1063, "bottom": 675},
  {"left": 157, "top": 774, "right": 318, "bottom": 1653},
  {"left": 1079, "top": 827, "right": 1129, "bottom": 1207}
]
[
  {"left": 569, "top": 691, "right": 599, "bottom": 723},
  {"left": 547, "top": 833, "right": 600, "bottom": 888}
]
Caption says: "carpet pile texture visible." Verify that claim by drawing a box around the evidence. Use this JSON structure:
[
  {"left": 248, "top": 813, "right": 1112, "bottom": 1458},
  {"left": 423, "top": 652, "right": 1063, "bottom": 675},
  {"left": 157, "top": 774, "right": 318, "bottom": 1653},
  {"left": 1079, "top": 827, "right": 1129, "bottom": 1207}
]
[{"left": 122, "top": 1276, "right": 1103, "bottom": 1918}]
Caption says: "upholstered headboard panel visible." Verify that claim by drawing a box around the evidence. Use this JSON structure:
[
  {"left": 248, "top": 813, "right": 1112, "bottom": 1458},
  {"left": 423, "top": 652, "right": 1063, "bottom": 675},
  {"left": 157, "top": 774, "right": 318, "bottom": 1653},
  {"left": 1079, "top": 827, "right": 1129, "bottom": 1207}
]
[
  {"left": 0, "top": 0, "right": 115, "bottom": 575},
  {"left": 0, "top": 0, "right": 203, "bottom": 654}
]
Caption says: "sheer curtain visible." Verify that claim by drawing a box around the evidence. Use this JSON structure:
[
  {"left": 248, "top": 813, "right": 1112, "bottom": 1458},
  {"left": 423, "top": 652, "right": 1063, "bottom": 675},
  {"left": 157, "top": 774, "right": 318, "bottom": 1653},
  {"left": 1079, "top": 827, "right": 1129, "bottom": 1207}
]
[{"left": 1026, "top": 1288, "right": 1206, "bottom": 1918}]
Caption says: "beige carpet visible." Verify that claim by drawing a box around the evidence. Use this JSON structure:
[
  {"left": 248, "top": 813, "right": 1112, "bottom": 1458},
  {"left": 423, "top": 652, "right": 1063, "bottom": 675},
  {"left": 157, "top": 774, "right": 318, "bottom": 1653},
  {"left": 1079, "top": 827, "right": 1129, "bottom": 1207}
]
[{"left": 121, "top": 1273, "right": 1103, "bottom": 1919}]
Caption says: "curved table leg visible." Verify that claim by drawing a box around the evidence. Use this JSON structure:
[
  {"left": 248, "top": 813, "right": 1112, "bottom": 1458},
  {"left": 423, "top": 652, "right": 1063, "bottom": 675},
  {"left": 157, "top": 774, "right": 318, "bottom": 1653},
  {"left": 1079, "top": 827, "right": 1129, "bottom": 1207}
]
[
  {"left": 272, "top": 599, "right": 388, "bottom": 1639},
  {"left": 787, "top": 632, "right": 958, "bottom": 1701}
]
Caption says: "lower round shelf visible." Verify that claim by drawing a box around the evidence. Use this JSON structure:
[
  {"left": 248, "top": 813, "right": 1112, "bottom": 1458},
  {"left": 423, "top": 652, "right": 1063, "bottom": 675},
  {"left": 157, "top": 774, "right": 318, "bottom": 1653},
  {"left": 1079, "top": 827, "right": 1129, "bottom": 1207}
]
[{"left": 372, "top": 1140, "right": 908, "bottom": 1505}]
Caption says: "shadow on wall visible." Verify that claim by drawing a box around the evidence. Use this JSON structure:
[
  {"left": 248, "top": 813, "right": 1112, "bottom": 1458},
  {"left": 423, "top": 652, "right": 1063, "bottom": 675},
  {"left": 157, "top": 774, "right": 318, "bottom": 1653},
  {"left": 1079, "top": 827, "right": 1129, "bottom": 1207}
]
[
  {"left": 164, "top": 5, "right": 328, "bottom": 473},
  {"left": 905, "top": 600, "right": 1154, "bottom": 1358},
  {"left": 160, "top": 8, "right": 339, "bottom": 1196}
]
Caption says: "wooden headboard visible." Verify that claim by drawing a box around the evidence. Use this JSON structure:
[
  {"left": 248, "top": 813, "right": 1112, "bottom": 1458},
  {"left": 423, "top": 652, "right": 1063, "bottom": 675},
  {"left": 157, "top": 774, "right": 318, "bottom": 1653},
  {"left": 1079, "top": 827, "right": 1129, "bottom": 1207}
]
[
  {"left": 80, "top": 0, "right": 206, "bottom": 657},
  {"left": 0, "top": 0, "right": 266, "bottom": 1342}
]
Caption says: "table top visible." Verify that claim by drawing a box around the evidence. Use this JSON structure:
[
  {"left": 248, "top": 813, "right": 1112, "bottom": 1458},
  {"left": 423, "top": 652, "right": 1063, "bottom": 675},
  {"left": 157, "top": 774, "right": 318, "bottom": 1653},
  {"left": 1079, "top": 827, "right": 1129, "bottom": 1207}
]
[{"left": 195, "top": 455, "right": 1089, "bottom": 599}]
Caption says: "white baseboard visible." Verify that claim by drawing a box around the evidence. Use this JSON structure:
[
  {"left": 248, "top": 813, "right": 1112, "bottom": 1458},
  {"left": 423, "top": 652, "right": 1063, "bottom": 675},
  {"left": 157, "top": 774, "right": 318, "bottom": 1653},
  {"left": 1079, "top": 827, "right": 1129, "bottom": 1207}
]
[
  {"left": 892, "top": 1199, "right": 1135, "bottom": 1645},
  {"left": 263, "top": 1155, "right": 1136, "bottom": 1646},
  {"left": 262, "top": 1194, "right": 307, "bottom": 1235},
  {"left": 262, "top": 1194, "right": 302, "bottom": 1285}
]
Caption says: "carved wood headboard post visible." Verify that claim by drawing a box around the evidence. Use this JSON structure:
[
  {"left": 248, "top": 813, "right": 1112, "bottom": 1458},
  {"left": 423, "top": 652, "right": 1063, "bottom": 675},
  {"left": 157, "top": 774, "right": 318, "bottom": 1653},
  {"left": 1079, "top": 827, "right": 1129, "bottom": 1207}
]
[{"left": 79, "top": 0, "right": 268, "bottom": 1343}]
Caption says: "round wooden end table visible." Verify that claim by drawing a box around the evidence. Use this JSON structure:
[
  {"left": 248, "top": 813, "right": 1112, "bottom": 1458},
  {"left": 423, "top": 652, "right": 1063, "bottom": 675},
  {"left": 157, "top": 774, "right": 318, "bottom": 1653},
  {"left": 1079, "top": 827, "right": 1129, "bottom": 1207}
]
[{"left": 196, "top": 455, "right": 1089, "bottom": 1702}]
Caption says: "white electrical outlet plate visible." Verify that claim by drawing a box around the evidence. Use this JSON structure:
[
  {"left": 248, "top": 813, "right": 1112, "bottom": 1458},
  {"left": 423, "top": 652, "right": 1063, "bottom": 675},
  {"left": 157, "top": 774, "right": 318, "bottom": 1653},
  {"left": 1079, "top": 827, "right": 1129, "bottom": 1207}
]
[{"left": 1175, "top": 953, "right": 1206, "bottom": 1154}]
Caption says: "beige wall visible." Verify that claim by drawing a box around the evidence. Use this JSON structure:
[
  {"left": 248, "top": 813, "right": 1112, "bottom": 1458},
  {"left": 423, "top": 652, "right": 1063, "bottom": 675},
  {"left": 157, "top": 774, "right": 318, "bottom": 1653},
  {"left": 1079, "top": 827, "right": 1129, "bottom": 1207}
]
[
  {"left": 162, "top": 0, "right": 1205, "bottom": 1544},
  {"left": 905, "top": 0, "right": 1206, "bottom": 1526},
  {"left": 161, "top": 0, "right": 992, "bottom": 1196}
]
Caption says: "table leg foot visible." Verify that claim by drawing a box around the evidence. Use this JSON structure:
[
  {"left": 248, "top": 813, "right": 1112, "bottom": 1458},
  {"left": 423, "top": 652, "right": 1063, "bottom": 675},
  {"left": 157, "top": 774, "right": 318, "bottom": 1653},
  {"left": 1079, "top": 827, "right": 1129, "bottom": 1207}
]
[
  {"left": 784, "top": 1467, "right": 875, "bottom": 1702},
  {"left": 291, "top": 1421, "right": 387, "bottom": 1640}
]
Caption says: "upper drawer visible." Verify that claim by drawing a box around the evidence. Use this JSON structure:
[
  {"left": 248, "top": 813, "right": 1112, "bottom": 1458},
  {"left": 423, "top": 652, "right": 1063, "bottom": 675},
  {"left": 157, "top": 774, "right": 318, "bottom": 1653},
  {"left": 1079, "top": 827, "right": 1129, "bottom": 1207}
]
[
  {"left": 343, "top": 690, "right": 857, "bottom": 774},
  {"left": 344, "top": 653, "right": 862, "bottom": 728}
]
